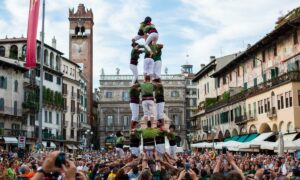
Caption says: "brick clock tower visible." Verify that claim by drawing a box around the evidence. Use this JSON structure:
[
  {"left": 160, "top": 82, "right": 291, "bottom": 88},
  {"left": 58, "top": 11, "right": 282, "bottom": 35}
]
[{"left": 69, "top": 4, "right": 93, "bottom": 125}]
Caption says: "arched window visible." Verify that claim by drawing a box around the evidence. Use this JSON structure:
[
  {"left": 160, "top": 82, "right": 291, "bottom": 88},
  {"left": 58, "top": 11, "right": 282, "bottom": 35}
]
[
  {"left": 14, "top": 80, "right": 18, "bottom": 92},
  {"left": 9, "top": 45, "right": 18, "bottom": 59},
  {"left": 44, "top": 49, "right": 48, "bottom": 65},
  {"left": 0, "top": 98, "right": 4, "bottom": 111},
  {"left": 81, "top": 26, "right": 85, "bottom": 35},
  {"left": 75, "top": 26, "right": 80, "bottom": 35},
  {"left": 37, "top": 46, "right": 41, "bottom": 61},
  {"left": 49, "top": 52, "right": 54, "bottom": 68},
  {"left": 55, "top": 55, "right": 60, "bottom": 71},
  {"left": 0, "top": 46, "right": 5, "bottom": 57},
  {"left": 22, "top": 45, "right": 26, "bottom": 58},
  {"left": 287, "top": 122, "right": 294, "bottom": 132}
]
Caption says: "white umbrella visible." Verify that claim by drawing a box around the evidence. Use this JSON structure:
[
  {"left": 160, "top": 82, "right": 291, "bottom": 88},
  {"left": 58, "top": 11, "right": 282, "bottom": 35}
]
[{"left": 278, "top": 132, "right": 284, "bottom": 156}]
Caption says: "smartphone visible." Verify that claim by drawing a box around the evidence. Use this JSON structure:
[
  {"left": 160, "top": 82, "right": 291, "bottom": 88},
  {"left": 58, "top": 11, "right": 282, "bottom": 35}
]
[
  {"left": 55, "top": 152, "right": 66, "bottom": 168},
  {"left": 222, "top": 147, "right": 228, "bottom": 154},
  {"left": 185, "top": 162, "right": 190, "bottom": 171}
]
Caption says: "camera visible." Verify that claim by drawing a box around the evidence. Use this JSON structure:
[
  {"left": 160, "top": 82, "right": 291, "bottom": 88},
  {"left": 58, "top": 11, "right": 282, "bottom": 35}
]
[
  {"left": 222, "top": 146, "right": 228, "bottom": 154},
  {"left": 55, "top": 152, "right": 66, "bottom": 168}
]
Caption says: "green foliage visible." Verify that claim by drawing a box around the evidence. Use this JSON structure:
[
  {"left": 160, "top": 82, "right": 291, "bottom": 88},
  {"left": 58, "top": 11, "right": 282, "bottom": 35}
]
[
  {"left": 222, "top": 91, "right": 230, "bottom": 101},
  {"left": 41, "top": 86, "right": 63, "bottom": 108},
  {"left": 204, "top": 98, "right": 218, "bottom": 108},
  {"left": 141, "top": 128, "right": 160, "bottom": 139}
]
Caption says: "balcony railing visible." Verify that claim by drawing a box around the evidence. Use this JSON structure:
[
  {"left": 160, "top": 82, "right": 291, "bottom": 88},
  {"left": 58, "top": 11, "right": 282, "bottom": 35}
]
[
  {"left": 267, "top": 107, "right": 277, "bottom": 119},
  {"left": 235, "top": 115, "right": 248, "bottom": 124},
  {"left": 0, "top": 107, "right": 22, "bottom": 117},
  {"left": 206, "top": 71, "right": 300, "bottom": 113},
  {"left": 42, "top": 132, "right": 64, "bottom": 141}
]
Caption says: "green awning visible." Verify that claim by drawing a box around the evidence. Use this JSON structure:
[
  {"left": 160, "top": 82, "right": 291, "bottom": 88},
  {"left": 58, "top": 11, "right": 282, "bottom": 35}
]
[
  {"left": 231, "top": 136, "right": 239, "bottom": 141},
  {"left": 244, "top": 133, "right": 258, "bottom": 142},
  {"left": 224, "top": 137, "right": 232, "bottom": 142},
  {"left": 237, "top": 135, "right": 249, "bottom": 142}
]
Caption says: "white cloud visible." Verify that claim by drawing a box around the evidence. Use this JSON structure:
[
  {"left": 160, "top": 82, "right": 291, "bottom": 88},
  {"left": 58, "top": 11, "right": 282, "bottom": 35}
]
[{"left": 1, "top": 0, "right": 300, "bottom": 87}]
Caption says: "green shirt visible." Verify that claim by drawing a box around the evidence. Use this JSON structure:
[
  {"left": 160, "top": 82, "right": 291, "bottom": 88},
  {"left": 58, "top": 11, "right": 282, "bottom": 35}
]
[
  {"left": 151, "top": 44, "right": 163, "bottom": 62},
  {"left": 154, "top": 84, "right": 164, "bottom": 98},
  {"left": 140, "top": 82, "right": 155, "bottom": 97},
  {"left": 116, "top": 136, "right": 125, "bottom": 144},
  {"left": 143, "top": 24, "right": 156, "bottom": 33},
  {"left": 131, "top": 45, "right": 144, "bottom": 60}
]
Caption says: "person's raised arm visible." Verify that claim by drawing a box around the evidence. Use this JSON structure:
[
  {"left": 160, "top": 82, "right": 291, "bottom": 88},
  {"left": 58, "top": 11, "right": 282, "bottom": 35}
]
[
  {"left": 213, "top": 155, "right": 223, "bottom": 173},
  {"left": 226, "top": 152, "right": 246, "bottom": 180}
]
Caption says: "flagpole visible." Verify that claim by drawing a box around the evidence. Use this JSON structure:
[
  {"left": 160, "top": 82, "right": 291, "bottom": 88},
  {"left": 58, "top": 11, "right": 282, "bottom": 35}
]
[{"left": 38, "top": 0, "right": 45, "bottom": 145}]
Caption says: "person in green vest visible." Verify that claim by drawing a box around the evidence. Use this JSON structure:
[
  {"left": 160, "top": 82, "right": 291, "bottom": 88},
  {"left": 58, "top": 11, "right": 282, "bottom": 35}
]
[
  {"left": 140, "top": 75, "right": 156, "bottom": 126},
  {"left": 130, "top": 42, "right": 144, "bottom": 85},
  {"left": 152, "top": 44, "right": 164, "bottom": 82},
  {"left": 129, "top": 82, "right": 140, "bottom": 130},
  {"left": 154, "top": 81, "right": 165, "bottom": 128},
  {"left": 115, "top": 131, "right": 125, "bottom": 158}
]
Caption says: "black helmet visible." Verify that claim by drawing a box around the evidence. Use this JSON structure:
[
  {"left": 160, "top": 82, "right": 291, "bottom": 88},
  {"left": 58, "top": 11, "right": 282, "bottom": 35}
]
[{"left": 144, "top": 16, "right": 152, "bottom": 23}]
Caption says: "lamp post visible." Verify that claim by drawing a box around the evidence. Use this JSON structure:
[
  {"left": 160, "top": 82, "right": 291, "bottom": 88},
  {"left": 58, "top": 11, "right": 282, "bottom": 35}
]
[
  {"left": 208, "top": 128, "right": 216, "bottom": 147},
  {"left": 85, "top": 129, "right": 93, "bottom": 150}
]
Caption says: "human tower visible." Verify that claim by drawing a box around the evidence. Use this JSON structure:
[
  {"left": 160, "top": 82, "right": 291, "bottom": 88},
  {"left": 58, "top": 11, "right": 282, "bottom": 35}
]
[{"left": 114, "top": 17, "right": 179, "bottom": 160}]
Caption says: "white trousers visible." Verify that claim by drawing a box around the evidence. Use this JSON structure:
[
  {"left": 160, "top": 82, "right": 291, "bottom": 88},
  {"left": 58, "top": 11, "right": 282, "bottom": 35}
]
[
  {"left": 130, "top": 64, "right": 138, "bottom": 84},
  {"left": 153, "top": 61, "right": 162, "bottom": 79},
  {"left": 116, "top": 147, "right": 124, "bottom": 158},
  {"left": 130, "top": 103, "right": 139, "bottom": 121},
  {"left": 156, "top": 102, "right": 165, "bottom": 120},
  {"left": 156, "top": 143, "right": 165, "bottom": 158},
  {"left": 133, "top": 34, "right": 144, "bottom": 41},
  {"left": 144, "top": 146, "right": 154, "bottom": 158},
  {"left": 169, "top": 145, "right": 176, "bottom": 158},
  {"left": 143, "top": 58, "right": 154, "bottom": 76},
  {"left": 145, "top": 33, "right": 159, "bottom": 52},
  {"left": 142, "top": 100, "right": 155, "bottom": 118},
  {"left": 130, "top": 147, "right": 140, "bottom": 157}
]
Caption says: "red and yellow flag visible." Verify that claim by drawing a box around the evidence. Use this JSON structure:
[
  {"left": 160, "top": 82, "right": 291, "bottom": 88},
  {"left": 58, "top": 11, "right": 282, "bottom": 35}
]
[{"left": 25, "top": 0, "right": 40, "bottom": 68}]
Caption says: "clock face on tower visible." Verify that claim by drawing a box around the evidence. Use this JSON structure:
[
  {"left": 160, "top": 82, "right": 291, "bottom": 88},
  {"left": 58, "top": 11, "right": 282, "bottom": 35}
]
[{"left": 71, "top": 40, "right": 87, "bottom": 62}]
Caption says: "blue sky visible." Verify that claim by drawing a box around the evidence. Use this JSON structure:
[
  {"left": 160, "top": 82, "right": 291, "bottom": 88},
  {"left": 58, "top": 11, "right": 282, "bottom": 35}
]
[{"left": 0, "top": 0, "right": 299, "bottom": 87}]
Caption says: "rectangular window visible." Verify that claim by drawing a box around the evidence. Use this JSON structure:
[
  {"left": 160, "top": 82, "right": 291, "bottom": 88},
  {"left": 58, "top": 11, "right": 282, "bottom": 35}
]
[
  {"left": 207, "top": 83, "right": 209, "bottom": 93},
  {"left": 70, "top": 129, "right": 74, "bottom": 138},
  {"left": 107, "top": 116, "right": 113, "bottom": 126},
  {"left": 45, "top": 72, "right": 53, "bottom": 82},
  {"left": 237, "top": 67, "right": 240, "bottom": 77},
  {"left": 264, "top": 99, "right": 267, "bottom": 113},
  {"left": 253, "top": 102, "right": 257, "bottom": 116},
  {"left": 253, "top": 58, "right": 257, "bottom": 68},
  {"left": 123, "top": 116, "right": 129, "bottom": 126},
  {"left": 63, "top": 83, "right": 67, "bottom": 95},
  {"left": 223, "top": 76, "right": 227, "bottom": 85},
  {"left": 289, "top": 91, "right": 293, "bottom": 107},
  {"left": 262, "top": 50, "right": 266, "bottom": 62},
  {"left": 0, "top": 76, "right": 7, "bottom": 89},
  {"left": 45, "top": 110, "right": 48, "bottom": 122},
  {"left": 56, "top": 77, "right": 61, "bottom": 85},
  {"left": 229, "top": 72, "right": 232, "bottom": 81},
  {"left": 267, "top": 98, "right": 270, "bottom": 112},
  {"left": 258, "top": 101, "right": 261, "bottom": 114},
  {"left": 56, "top": 113, "right": 59, "bottom": 125},
  {"left": 253, "top": 78, "right": 257, "bottom": 87},
  {"left": 281, "top": 94, "right": 284, "bottom": 109},
  {"left": 0, "top": 98, "right": 4, "bottom": 111},
  {"left": 294, "top": 31, "right": 298, "bottom": 45},
  {"left": 286, "top": 92, "right": 289, "bottom": 108},
  {"left": 106, "top": 91, "right": 113, "bottom": 98},
  {"left": 248, "top": 104, "right": 251, "bottom": 117},
  {"left": 204, "top": 84, "right": 206, "bottom": 94},
  {"left": 277, "top": 95, "right": 281, "bottom": 110},
  {"left": 13, "top": 101, "right": 17, "bottom": 115},
  {"left": 49, "top": 111, "right": 52, "bottom": 123},
  {"left": 263, "top": 74, "right": 267, "bottom": 82},
  {"left": 273, "top": 44, "right": 277, "bottom": 56},
  {"left": 30, "top": 115, "right": 35, "bottom": 126}
]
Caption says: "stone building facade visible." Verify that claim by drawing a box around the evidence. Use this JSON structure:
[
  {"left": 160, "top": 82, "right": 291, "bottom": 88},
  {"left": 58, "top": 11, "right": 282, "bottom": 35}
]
[
  {"left": 191, "top": 7, "right": 300, "bottom": 145},
  {"left": 97, "top": 74, "right": 186, "bottom": 148}
]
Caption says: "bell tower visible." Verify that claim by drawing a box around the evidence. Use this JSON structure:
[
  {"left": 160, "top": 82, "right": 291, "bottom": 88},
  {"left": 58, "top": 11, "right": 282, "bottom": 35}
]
[{"left": 69, "top": 4, "right": 93, "bottom": 124}]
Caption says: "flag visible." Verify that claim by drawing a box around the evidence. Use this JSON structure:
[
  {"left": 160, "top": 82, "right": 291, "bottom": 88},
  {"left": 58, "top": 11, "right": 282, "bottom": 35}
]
[{"left": 25, "top": 0, "right": 40, "bottom": 68}]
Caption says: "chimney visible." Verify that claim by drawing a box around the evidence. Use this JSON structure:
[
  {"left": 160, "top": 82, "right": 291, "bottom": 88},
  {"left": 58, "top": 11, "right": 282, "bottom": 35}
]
[
  {"left": 247, "top": 44, "right": 251, "bottom": 49},
  {"left": 210, "top": 56, "right": 215, "bottom": 62},
  {"left": 201, "top": 64, "right": 205, "bottom": 69},
  {"left": 52, "top": 36, "right": 56, "bottom": 49}
]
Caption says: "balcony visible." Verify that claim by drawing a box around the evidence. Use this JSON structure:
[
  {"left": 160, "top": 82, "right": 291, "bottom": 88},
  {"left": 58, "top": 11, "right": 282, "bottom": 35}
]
[
  {"left": 0, "top": 107, "right": 22, "bottom": 117},
  {"left": 267, "top": 107, "right": 277, "bottom": 119},
  {"left": 203, "top": 126, "right": 209, "bottom": 133},
  {"left": 42, "top": 132, "right": 64, "bottom": 141},
  {"left": 206, "top": 71, "right": 300, "bottom": 113},
  {"left": 235, "top": 115, "right": 248, "bottom": 125},
  {"left": 0, "top": 129, "right": 27, "bottom": 137}
]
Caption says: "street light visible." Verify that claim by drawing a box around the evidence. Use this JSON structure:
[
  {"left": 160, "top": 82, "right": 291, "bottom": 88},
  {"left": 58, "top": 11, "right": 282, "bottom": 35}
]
[
  {"left": 84, "top": 129, "right": 93, "bottom": 150},
  {"left": 208, "top": 128, "right": 216, "bottom": 147}
]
